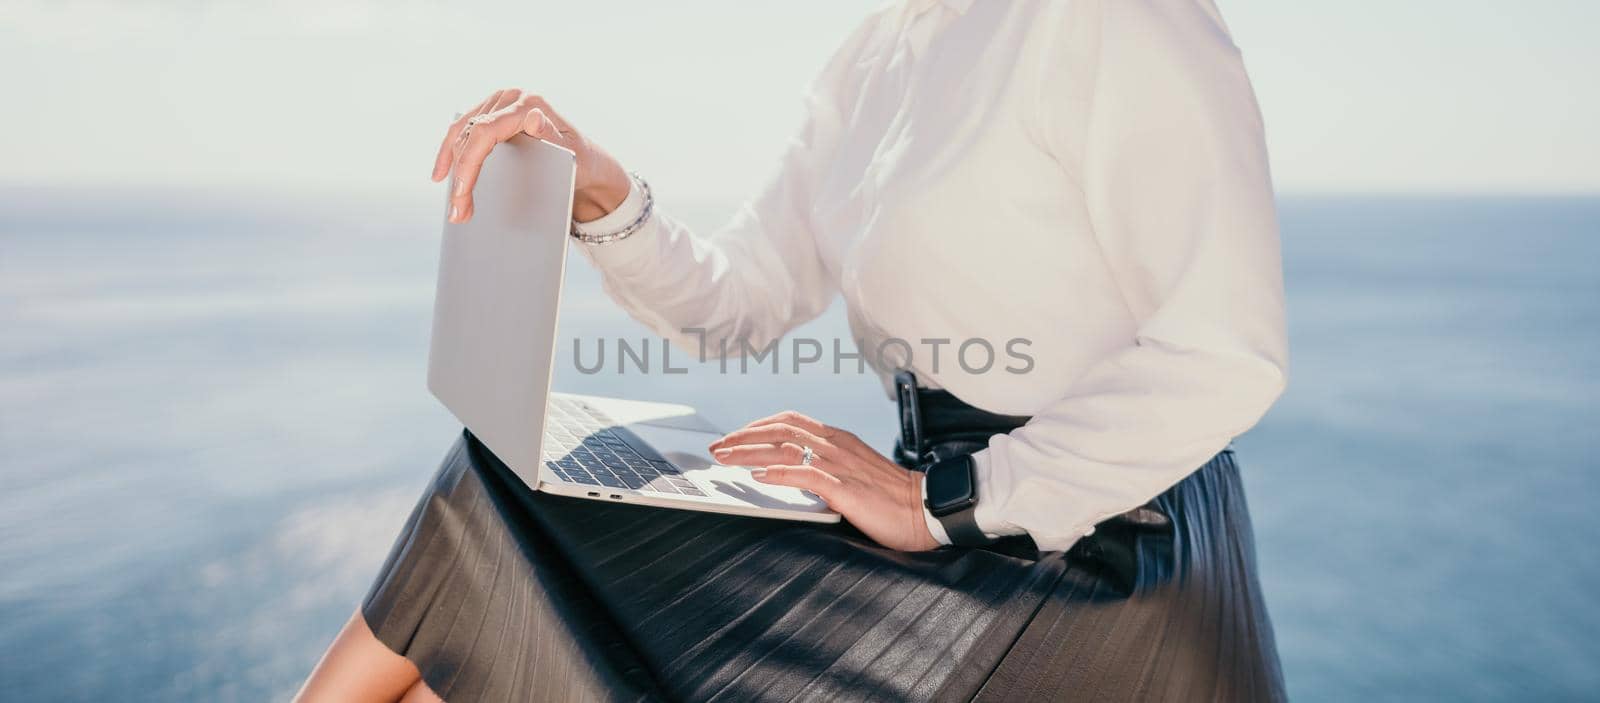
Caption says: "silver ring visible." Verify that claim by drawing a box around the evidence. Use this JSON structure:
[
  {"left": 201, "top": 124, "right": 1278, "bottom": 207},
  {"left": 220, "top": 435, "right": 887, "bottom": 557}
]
[
  {"left": 800, "top": 446, "right": 815, "bottom": 466},
  {"left": 459, "top": 113, "right": 493, "bottom": 142}
]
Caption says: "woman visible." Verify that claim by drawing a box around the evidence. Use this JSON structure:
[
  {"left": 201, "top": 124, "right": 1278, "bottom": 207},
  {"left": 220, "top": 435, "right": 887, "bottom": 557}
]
[{"left": 299, "top": 0, "right": 1288, "bottom": 700}]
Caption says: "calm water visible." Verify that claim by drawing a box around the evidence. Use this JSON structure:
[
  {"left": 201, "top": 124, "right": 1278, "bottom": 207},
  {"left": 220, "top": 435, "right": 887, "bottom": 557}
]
[{"left": 1, "top": 189, "right": 1597, "bottom": 701}]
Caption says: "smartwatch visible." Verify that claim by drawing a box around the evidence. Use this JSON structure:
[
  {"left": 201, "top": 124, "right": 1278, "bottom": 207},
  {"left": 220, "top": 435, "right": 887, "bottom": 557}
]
[{"left": 923, "top": 455, "right": 992, "bottom": 547}]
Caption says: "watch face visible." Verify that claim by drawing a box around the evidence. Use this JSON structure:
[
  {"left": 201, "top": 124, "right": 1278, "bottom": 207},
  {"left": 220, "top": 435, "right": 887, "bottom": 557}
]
[{"left": 925, "top": 457, "right": 976, "bottom": 517}]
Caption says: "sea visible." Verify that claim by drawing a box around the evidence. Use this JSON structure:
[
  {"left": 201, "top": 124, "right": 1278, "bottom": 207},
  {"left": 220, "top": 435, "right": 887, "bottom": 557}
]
[{"left": 1, "top": 189, "right": 1596, "bottom": 701}]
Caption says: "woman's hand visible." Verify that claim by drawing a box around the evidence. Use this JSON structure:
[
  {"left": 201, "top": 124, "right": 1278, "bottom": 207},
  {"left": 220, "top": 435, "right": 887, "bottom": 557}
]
[
  {"left": 709, "top": 411, "right": 940, "bottom": 552},
  {"left": 432, "top": 88, "right": 631, "bottom": 224}
]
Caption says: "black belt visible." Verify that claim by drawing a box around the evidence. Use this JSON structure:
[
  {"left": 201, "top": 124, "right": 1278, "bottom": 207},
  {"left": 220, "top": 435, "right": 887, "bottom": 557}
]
[{"left": 893, "top": 370, "right": 1031, "bottom": 470}]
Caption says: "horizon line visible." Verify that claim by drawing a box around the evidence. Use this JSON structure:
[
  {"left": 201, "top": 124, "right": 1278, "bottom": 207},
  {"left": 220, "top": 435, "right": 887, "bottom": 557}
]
[{"left": 1, "top": 181, "right": 1598, "bottom": 202}]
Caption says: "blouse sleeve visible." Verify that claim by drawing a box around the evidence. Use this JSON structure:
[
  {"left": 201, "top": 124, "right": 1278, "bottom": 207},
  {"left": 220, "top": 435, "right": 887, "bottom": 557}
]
[
  {"left": 970, "top": 0, "right": 1290, "bottom": 551},
  {"left": 573, "top": 16, "right": 882, "bottom": 358}
]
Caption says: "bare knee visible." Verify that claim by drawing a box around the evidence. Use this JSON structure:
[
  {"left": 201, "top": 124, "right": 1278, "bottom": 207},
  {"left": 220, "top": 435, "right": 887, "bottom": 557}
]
[
  {"left": 399, "top": 678, "right": 444, "bottom": 703},
  {"left": 295, "top": 609, "right": 422, "bottom": 703}
]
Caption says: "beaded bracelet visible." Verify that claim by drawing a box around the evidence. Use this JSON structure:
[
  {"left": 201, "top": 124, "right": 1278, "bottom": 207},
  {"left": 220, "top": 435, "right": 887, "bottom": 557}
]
[{"left": 569, "top": 173, "right": 653, "bottom": 245}]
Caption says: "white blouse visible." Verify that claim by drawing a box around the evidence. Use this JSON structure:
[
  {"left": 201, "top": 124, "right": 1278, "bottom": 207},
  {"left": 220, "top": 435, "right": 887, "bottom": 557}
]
[{"left": 576, "top": 0, "right": 1288, "bottom": 551}]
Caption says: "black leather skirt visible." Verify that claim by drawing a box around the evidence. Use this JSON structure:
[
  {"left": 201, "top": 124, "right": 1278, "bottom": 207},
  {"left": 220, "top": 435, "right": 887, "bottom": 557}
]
[{"left": 362, "top": 388, "right": 1286, "bottom": 701}]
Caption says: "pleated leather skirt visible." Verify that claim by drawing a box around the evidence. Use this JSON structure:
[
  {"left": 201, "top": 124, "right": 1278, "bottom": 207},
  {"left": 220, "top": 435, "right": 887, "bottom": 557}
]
[{"left": 362, "top": 391, "right": 1286, "bottom": 702}]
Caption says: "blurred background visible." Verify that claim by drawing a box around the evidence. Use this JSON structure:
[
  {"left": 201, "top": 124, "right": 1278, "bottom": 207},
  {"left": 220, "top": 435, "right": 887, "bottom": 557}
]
[{"left": 2, "top": 1, "right": 1597, "bottom": 700}]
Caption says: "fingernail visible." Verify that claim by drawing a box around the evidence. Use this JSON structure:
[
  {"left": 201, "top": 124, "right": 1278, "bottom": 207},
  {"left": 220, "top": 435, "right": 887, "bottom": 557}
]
[
  {"left": 750, "top": 468, "right": 767, "bottom": 479},
  {"left": 448, "top": 205, "right": 461, "bottom": 222},
  {"left": 713, "top": 448, "right": 732, "bottom": 458}
]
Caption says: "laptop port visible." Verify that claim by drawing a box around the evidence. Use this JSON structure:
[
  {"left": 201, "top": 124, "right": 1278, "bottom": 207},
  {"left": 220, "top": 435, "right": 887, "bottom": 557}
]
[
  {"left": 609, "top": 494, "right": 622, "bottom": 500},
  {"left": 587, "top": 491, "right": 599, "bottom": 497}
]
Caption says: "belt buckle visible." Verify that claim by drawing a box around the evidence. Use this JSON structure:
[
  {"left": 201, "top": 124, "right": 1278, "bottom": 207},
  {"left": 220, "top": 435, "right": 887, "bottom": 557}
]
[{"left": 894, "top": 370, "right": 923, "bottom": 467}]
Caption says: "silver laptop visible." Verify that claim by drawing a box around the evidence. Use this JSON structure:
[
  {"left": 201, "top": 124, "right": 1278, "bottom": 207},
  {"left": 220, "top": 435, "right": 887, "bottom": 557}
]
[{"left": 426, "top": 136, "right": 838, "bottom": 524}]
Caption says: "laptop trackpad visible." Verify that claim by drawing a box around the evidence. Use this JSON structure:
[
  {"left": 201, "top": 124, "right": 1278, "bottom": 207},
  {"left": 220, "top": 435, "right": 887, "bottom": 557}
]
[{"left": 620, "top": 423, "right": 833, "bottom": 513}]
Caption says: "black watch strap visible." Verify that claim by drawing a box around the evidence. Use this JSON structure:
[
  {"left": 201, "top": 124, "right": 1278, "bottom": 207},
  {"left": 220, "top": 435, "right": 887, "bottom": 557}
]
[
  {"left": 924, "top": 455, "right": 993, "bottom": 547},
  {"left": 939, "top": 502, "right": 990, "bottom": 547}
]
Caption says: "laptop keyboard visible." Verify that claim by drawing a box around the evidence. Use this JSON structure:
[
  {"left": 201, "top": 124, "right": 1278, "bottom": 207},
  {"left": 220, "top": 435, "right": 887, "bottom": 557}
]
[{"left": 542, "top": 396, "right": 706, "bottom": 497}]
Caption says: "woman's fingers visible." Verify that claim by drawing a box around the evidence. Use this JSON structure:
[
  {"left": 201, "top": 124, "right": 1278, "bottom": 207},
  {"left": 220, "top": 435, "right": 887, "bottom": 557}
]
[
  {"left": 713, "top": 412, "right": 887, "bottom": 467},
  {"left": 715, "top": 413, "right": 935, "bottom": 551},
  {"left": 750, "top": 465, "right": 841, "bottom": 499},
  {"left": 713, "top": 441, "right": 809, "bottom": 467},
  {"left": 430, "top": 88, "right": 517, "bottom": 185},
  {"left": 432, "top": 91, "right": 501, "bottom": 182},
  {"left": 521, "top": 107, "right": 561, "bottom": 142},
  {"left": 432, "top": 117, "right": 466, "bottom": 182},
  {"left": 446, "top": 107, "right": 523, "bottom": 222},
  {"left": 437, "top": 91, "right": 570, "bottom": 223},
  {"left": 710, "top": 422, "right": 826, "bottom": 455},
  {"left": 488, "top": 88, "right": 522, "bottom": 113}
]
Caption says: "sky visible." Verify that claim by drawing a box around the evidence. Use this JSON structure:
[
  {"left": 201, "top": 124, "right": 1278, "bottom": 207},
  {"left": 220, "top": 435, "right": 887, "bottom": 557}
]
[{"left": 1, "top": 0, "right": 1597, "bottom": 199}]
